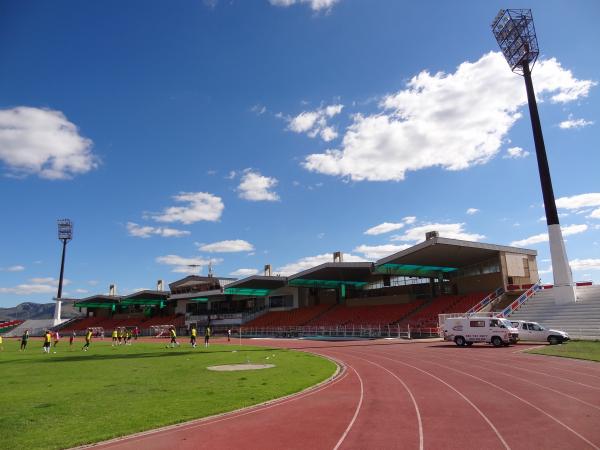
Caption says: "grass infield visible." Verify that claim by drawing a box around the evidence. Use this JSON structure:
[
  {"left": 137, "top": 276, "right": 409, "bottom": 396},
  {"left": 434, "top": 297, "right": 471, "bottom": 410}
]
[
  {"left": 527, "top": 340, "right": 600, "bottom": 362},
  {"left": 0, "top": 338, "right": 336, "bottom": 449}
]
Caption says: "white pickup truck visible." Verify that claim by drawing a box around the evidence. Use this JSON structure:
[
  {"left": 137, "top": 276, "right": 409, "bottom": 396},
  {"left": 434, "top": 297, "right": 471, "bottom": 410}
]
[{"left": 509, "top": 320, "right": 569, "bottom": 345}]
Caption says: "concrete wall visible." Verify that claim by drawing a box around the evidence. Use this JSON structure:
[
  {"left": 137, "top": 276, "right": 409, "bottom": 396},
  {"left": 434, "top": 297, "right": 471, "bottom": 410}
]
[
  {"left": 455, "top": 272, "right": 503, "bottom": 294},
  {"left": 499, "top": 252, "right": 539, "bottom": 287}
]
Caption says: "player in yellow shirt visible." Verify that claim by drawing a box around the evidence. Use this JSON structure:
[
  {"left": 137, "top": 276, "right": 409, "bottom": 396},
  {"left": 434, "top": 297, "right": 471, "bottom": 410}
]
[
  {"left": 111, "top": 329, "right": 118, "bottom": 346},
  {"left": 82, "top": 328, "right": 93, "bottom": 351},
  {"left": 43, "top": 330, "right": 52, "bottom": 354},
  {"left": 0, "top": 334, "right": 3, "bottom": 351},
  {"left": 190, "top": 325, "right": 197, "bottom": 348},
  {"left": 169, "top": 326, "right": 179, "bottom": 348}
]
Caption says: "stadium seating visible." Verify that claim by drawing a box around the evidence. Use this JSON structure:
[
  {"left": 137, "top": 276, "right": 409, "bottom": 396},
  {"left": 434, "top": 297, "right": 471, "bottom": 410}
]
[
  {"left": 398, "top": 293, "right": 485, "bottom": 328},
  {"left": 244, "top": 304, "right": 333, "bottom": 327},
  {"left": 308, "top": 302, "right": 424, "bottom": 327},
  {"left": 0, "top": 320, "right": 24, "bottom": 334},
  {"left": 60, "top": 313, "right": 185, "bottom": 333}
]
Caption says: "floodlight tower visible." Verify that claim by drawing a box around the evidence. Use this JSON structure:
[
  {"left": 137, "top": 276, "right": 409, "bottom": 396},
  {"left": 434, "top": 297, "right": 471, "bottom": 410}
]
[
  {"left": 55, "top": 219, "right": 73, "bottom": 323},
  {"left": 492, "top": 9, "right": 575, "bottom": 304}
]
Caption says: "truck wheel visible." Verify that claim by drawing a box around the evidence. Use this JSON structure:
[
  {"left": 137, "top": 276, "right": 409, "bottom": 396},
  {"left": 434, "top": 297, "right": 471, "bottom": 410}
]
[
  {"left": 454, "top": 336, "right": 466, "bottom": 347},
  {"left": 548, "top": 336, "right": 561, "bottom": 345},
  {"left": 491, "top": 336, "right": 503, "bottom": 347}
]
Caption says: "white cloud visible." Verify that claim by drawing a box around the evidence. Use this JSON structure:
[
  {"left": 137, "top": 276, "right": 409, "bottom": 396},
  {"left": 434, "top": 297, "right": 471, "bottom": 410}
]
[
  {"left": 555, "top": 193, "right": 600, "bottom": 211},
  {"left": 74, "top": 288, "right": 89, "bottom": 294},
  {"left": 559, "top": 114, "right": 593, "bottom": 129},
  {"left": 238, "top": 169, "right": 279, "bottom": 201},
  {"left": 155, "top": 254, "right": 222, "bottom": 274},
  {"left": 466, "top": 208, "right": 479, "bottom": 215},
  {"left": 392, "top": 223, "right": 485, "bottom": 243},
  {"left": 510, "top": 224, "right": 588, "bottom": 247},
  {"left": 353, "top": 244, "right": 411, "bottom": 259},
  {"left": 126, "top": 222, "right": 190, "bottom": 238},
  {"left": 28, "top": 277, "right": 69, "bottom": 286},
  {"left": 0, "top": 107, "right": 98, "bottom": 179},
  {"left": 402, "top": 216, "right": 416, "bottom": 224},
  {"left": 304, "top": 52, "right": 595, "bottom": 181},
  {"left": 151, "top": 192, "right": 224, "bottom": 224},
  {"left": 275, "top": 252, "right": 364, "bottom": 276},
  {"left": 590, "top": 208, "right": 600, "bottom": 219},
  {"left": 230, "top": 268, "right": 259, "bottom": 277},
  {"left": 503, "top": 146, "right": 530, "bottom": 159},
  {"left": 0, "top": 284, "right": 56, "bottom": 295},
  {"left": 0, "top": 276, "right": 70, "bottom": 295},
  {"left": 87, "top": 280, "right": 99, "bottom": 286},
  {"left": 1, "top": 265, "right": 25, "bottom": 272},
  {"left": 197, "top": 240, "right": 254, "bottom": 253},
  {"left": 287, "top": 104, "right": 343, "bottom": 142},
  {"left": 364, "top": 222, "right": 405, "bottom": 236},
  {"left": 570, "top": 259, "right": 600, "bottom": 271},
  {"left": 250, "top": 104, "right": 267, "bottom": 115},
  {"left": 269, "top": 0, "right": 340, "bottom": 12}
]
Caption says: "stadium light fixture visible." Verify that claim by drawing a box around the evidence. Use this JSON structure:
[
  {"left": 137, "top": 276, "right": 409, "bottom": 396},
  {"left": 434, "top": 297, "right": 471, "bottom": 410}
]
[
  {"left": 56, "top": 219, "right": 73, "bottom": 300},
  {"left": 492, "top": 9, "right": 575, "bottom": 304}
]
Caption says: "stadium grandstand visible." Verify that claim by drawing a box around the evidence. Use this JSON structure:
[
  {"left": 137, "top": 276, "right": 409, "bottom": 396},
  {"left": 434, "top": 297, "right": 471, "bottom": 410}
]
[{"left": 48, "top": 232, "right": 573, "bottom": 339}]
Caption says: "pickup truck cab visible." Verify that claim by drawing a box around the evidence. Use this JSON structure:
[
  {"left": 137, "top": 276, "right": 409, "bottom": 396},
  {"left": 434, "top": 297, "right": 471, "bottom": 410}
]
[
  {"left": 509, "top": 320, "right": 569, "bottom": 345},
  {"left": 443, "top": 316, "right": 519, "bottom": 347}
]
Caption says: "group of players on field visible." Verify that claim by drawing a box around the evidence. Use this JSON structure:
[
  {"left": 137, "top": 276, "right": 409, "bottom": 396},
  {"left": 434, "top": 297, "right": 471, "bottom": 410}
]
[{"left": 5, "top": 324, "right": 230, "bottom": 353}]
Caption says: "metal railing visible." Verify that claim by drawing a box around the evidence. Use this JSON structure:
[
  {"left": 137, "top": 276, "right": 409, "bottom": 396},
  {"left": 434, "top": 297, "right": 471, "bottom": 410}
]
[
  {"left": 466, "top": 287, "right": 505, "bottom": 314},
  {"left": 239, "top": 324, "right": 440, "bottom": 339},
  {"left": 497, "top": 282, "right": 541, "bottom": 318}
]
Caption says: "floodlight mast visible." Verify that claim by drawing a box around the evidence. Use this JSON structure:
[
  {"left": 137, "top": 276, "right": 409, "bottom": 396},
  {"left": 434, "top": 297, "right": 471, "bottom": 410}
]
[
  {"left": 55, "top": 219, "right": 73, "bottom": 323},
  {"left": 492, "top": 9, "right": 575, "bottom": 304}
]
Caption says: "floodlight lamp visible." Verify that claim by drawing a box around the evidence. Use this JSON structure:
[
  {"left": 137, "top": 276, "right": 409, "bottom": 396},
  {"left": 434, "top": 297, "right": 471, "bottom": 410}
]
[
  {"left": 491, "top": 9, "right": 539, "bottom": 74},
  {"left": 57, "top": 219, "right": 73, "bottom": 241}
]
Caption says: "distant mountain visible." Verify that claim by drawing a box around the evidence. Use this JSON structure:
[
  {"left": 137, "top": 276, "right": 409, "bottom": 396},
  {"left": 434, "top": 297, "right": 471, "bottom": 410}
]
[{"left": 0, "top": 300, "right": 82, "bottom": 321}]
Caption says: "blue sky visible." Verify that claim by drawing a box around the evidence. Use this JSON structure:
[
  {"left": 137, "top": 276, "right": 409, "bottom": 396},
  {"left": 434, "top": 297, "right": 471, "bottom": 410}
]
[{"left": 1, "top": 0, "right": 599, "bottom": 307}]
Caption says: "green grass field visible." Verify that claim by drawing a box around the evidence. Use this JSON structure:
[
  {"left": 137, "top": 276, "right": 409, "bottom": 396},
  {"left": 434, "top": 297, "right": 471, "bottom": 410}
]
[
  {"left": 527, "top": 340, "right": 600, "bottom": 362},
  {"left": 0, "top": 338, "right": 336, "bottom": 450}
]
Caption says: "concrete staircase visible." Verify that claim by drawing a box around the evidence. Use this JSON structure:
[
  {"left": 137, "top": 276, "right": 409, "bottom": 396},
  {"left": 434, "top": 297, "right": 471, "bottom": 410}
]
[{"left": 508, "top": 285, "right": 600, "bottom": 339}]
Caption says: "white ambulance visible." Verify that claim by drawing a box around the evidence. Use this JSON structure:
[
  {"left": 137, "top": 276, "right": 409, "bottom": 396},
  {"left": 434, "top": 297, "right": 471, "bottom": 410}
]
[{"left": 442, "top": 316, "right": 519, "bottom": 347}]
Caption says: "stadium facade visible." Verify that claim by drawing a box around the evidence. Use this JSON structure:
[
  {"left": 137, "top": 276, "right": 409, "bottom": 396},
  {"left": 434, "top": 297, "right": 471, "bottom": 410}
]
[{"left": 70, "top": 233, "right": 541, "bottom": 332}]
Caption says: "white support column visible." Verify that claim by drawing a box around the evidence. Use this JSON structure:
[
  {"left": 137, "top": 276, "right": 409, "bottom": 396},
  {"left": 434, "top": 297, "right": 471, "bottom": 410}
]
[
  {"left": 548, "top": 224, "right": 576, "bottom": 304},
  {"left": 53, "top": 298, "right": 62, "bottom": 325}
]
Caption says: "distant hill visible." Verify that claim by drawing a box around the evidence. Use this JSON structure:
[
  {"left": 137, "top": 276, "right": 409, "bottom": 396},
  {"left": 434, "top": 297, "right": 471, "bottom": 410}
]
[{"left": 0, "top": 300, "right": 82, "bottom": 321}]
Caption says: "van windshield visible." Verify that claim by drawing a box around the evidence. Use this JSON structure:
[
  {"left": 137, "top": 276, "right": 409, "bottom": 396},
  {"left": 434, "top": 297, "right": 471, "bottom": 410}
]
[{"left": 499, "top": 319, "right": 513, "bottom": 329}]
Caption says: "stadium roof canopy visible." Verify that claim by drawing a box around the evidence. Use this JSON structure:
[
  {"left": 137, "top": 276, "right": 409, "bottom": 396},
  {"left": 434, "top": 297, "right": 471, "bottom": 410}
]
[
  {"left": 224, "top": 275, "right": 288, "bottom": 296},
  {"left": 169, "top": 288, "right": 224, "bottom": 301},
  {"left": 288, "top": 262, "right": 374, "bottom": 289},
  {"left": 120, "top": 290, "right": 170, "bottom": 307},
  {"left": 73, "top": 295, "right": 121, "bottom": 309},
  {"left": 168, "top": 275, "right": 236, "bottom": 290},
  {"left": 375, "top": 237, "right": 536, "bottom": 270}
]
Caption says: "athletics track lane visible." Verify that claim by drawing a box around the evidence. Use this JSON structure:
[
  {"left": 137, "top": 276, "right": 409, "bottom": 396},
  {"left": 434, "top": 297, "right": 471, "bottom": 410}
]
[{"left": 85, "top": 339, "right": 600, "bottom": 450}]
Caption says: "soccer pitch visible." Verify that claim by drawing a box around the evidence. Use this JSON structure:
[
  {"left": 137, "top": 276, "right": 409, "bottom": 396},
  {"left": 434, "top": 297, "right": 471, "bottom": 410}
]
[{"left": 0, "top": 338, "right": 336, "bottom": 449}]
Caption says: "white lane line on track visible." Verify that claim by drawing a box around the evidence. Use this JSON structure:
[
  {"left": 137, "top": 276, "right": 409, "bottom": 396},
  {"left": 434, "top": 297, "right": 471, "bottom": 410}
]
[
  {"left": 348, "top": 353, "right": 424, "bottom": 450},
  {"left": 371, "top": 350, "right": 600, "bottom": 450},
  {"left": 438, "top": 350, "right": 600, "bottom": 390},
  {"left": 80, "top": 359, "right": 350, "bottom": 449},
  {"left": 333, "top": 365, "right": 364, "bottom": 450},
  {"left": 419, "top": 351, "right": 600, "bottom": 412},
  {"left": 449, "top": 346, "right": 600, "bottom": 381},
  {"left": 349, "top": 349, "right": 511, "bottom": 450},
  {"left": 383, "top": 347, "right": 600, "bottom": 412}
]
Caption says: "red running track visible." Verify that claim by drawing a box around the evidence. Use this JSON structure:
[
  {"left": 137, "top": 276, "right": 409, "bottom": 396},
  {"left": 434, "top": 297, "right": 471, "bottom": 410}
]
[{"left": 84, "top": 339, "right": 600, "bottom": 450}]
